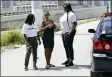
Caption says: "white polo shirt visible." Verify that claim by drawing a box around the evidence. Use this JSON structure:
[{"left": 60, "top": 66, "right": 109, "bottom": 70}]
[
  {"left": 21, "top": 23, "right": 39, "bottom": 37},
  {"left": 59, "top": 11, "right": 77, "bottom": 34}
]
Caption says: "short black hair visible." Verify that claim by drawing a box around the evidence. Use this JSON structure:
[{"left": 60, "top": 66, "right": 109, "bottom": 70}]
[
  {"left": 63, "top": 3, "right": 74, "bottom": 12},
  {"left": 25, "top": 14, "right": 35, "bottom": 25}
]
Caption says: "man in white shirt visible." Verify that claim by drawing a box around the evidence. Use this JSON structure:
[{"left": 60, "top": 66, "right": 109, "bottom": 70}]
[
  {"left": 21, "top": 14, "right": 41, "bottom": 71},
  {"left": 60, "top": 3, "right": 77, "bottom": 67}
]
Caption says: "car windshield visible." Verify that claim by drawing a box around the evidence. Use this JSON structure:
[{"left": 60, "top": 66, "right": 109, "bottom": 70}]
[{"left": 101, "top": 17, "right": 112, "bottom": 34}]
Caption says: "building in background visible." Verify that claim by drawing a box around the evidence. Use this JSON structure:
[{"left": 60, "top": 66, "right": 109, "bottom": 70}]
[
  {"left": 42, "top": 1, "right": 58, "bottom": 9},
  {"left": 13, "top": 1, "right": 31, "bottom": 6},
  {"left": 1, "top": 1, "right": 31, "bottom": 16},
  {"left": 58, "top": 0, "right": 108, "bottom": 6},
  {"left": 1, "top": 1, "right": 13, "bottom": 9},
  {"left": 1, "top": 1, "right": 109, "bottom": 16},
  {"left": 1, "top": 1, "right": 13, "bottom": 14},
  {"left": 12, "top": 1, "right": 31, "bottom": 14}
]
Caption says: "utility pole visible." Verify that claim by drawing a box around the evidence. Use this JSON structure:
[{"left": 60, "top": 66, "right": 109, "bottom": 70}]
[
  {"left": 107, "top": 3, "right": 109, "bottom": 12},
  {"left": 110, "top": 0, "right": 112, "bottom": 12},
  {"left": 108, "top": 0, "right": 112, "bottom": 12},
  {"left": 31, "top": 1, "right": 43, "bottom": 26}
]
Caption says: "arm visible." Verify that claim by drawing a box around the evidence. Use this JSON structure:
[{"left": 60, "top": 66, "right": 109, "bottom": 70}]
[
  {"left": 70, "top": 21, "right": 77, "bottom": 34},
  {"left": 37, "top": 31, "right": 41, "bottom": 45},
  {"left": 23, "top": 34, "right": 30, "bottom": 46},
  {"left": 69, "top": 13, "right": 77, "bottom": 34},
  {"left": 50, "top": 20, "right": 56, "bottom": 29},
  {"left": 65, "top": 22, "right": 77, "bottom": 37},
  {"left": 21, "top": 24, "right": 30, "bottom": 46},
  {"left": 40, "top": 21, "right": 49, "bottom": 32}
]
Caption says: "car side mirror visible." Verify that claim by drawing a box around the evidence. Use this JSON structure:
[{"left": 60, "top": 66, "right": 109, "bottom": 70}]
[{"left": 88, "top": 29, "right": 96, "bottom": 33}]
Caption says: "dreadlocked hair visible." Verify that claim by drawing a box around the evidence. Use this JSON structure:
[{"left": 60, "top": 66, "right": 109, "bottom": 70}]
[{"left": 63, "top": 3, "right": 74, "bottom": 28}]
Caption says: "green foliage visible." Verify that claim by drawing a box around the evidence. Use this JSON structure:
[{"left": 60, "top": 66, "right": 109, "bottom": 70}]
[
  {"left": 1, "top": 31, "right": 24, "bottom": 47},
  {"left": 55, "top": 23, "right": 61, "bottom": 32},
  {"left": 17, "top": 25, "right": 23, "bottom": 29},
  {"left": 8, "top": 25, "right": 22, "bottom": 30},
  {"left": 78, "top": 18, "right": 99, "bottom": 25},
  {"left": 8, "top": 25, "right": 16, "bottom": 30}
]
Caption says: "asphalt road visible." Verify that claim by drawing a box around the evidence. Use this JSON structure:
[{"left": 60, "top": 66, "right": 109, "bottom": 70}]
[{"left": 1, "top": 20, "right": 100, "bottom": 76}]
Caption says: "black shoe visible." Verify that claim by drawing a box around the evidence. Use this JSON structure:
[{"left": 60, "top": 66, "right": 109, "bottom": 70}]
[
  {"left": 62, "top": 61, "right": 69, "bottom": 65},
  {"left": 65, "top": 62, "right": 74, "bottom": 67},
  {"left": 24, "top": 66, "right": 28, "bottom": 71},
  {"left": 33, "top": 65, "right": 38, "bottom": 70}
]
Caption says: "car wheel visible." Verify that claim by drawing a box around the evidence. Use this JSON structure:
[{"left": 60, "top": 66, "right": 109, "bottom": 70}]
[
  {"left": 91, "top": 71, "right": 111, "bottom": 77},
  {"left": 101, "top": 72, "right": 111, "bottom": 77},
  {"left": 91, "top": 71, "right": 99, "bottom": 77}
]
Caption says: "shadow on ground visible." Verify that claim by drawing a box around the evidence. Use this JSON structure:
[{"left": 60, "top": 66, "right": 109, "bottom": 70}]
[{"left": 28, "top": 64, "right": 91, "bottom": 71}]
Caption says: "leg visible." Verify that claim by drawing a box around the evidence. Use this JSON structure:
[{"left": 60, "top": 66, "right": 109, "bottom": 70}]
[
  {"left": 49, "top": 48, "right": 53, "bottom": 61},
  {"left": 48, "top": 48, "right": 55, "bottom": 67},
  {"left": 62, "top": 34, "right": 70, "bottom": 59},
  {"left": 45, "top": 48, "right": 51, "bottom": 65},
  {"left": 68, "top": 31, "right": 75, "bottom": 60},
  {"left": 65, "top": 31, "right": 75, "bottom": 60},
  {"left": 24, "top": 45, "right": 32, "bottom": 71},
  {"left": 65, "top": 39, "right": 74, "bottom": 67},
  {"left": 42, "top": 38, "right": 50, "bottom": 65},
  {"left": 31, "top": 40, "right": 38, "bottom": 70},
  {"left": 65, "top": 31, "right": 76, "bottom": 66},
  {"left": 62, "top": 34, "right": 70, "bottom": 65},
  {"left": 49, "top": 40, "right": 54, "bottom": 63},
  {"left": 32, "top": 43, "right": 38, "bottom": 67}
]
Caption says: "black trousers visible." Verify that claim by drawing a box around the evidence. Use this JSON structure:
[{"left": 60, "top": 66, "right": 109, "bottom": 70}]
[
  {"left": 24, "top": 37, "right": 38, "bottom": 67},
  {"left": 62, "top": 30, "right": 76, "bottom": 60}
]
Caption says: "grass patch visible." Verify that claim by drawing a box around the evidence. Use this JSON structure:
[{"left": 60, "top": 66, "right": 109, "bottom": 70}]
[
  {"left": 77, "top": 18, "right": 99, "bottom": 25},
  {"left": 1, "top": 31, "right": 24, "bottom": 47},
  {"left": 8, "top": 25, "right": 22, "bottom": 30}
]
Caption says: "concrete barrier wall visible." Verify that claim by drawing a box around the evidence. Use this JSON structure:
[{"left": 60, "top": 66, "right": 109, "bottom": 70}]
[
  {"left": 50, "top": 6, "right": 107, "bottom": 22},
  {"left": 1, "top": 15, "right": 27, "bottom": 28},
  {"left": 1, "top": 14, "right": 28, "bottom": 22},
  {"left": 75, "top": 6, "right": 106, "bottom": 19},
  {"left": 1, "top": 6, "right": 106, "bottom": 29}
]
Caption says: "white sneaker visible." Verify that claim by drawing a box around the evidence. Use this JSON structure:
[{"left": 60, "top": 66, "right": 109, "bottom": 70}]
[
  {"left": 49, "top": 64, "right": 55, "bottom": 67},
  {"left": 45, "top": 65, "right": 50, "bottom": 69}
]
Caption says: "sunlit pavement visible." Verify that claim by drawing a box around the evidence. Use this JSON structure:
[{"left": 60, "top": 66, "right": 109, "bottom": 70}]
[{"left": 1, "top": 20, "right": 100, "bottom": 76}]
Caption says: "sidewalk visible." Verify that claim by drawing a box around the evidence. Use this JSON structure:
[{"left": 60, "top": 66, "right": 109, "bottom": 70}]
[{"left": 1, "top": 35, "right": 91, "bottom": 76}]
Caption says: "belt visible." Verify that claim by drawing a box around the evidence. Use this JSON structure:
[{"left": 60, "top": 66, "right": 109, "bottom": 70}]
[{"left": 28, "top": 36, "right": 37, "bottom": 39}]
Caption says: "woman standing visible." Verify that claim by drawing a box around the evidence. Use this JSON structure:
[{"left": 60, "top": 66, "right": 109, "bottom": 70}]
[
  {"left": 40, "top": 11, "right": 56, "bottom": 69},
  {"left": 59, "top": 3, "right": 77, "bottom": 67},
  {"left": 21, "top": 14, "right": 41, "bottom": 71}
]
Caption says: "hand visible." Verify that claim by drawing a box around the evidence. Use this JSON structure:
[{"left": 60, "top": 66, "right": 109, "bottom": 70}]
[
  {"left": 27, "top": 43, "right": 31, "bottom": 48},
  {"left": 48, "top": 24, "right": 53, "bottom": 28},
  {"left": 65, "top": 32, "right": 70, "bottom": 37},
  {"left": 42, "top": 25, "right": 49, "bottom": 30}
]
